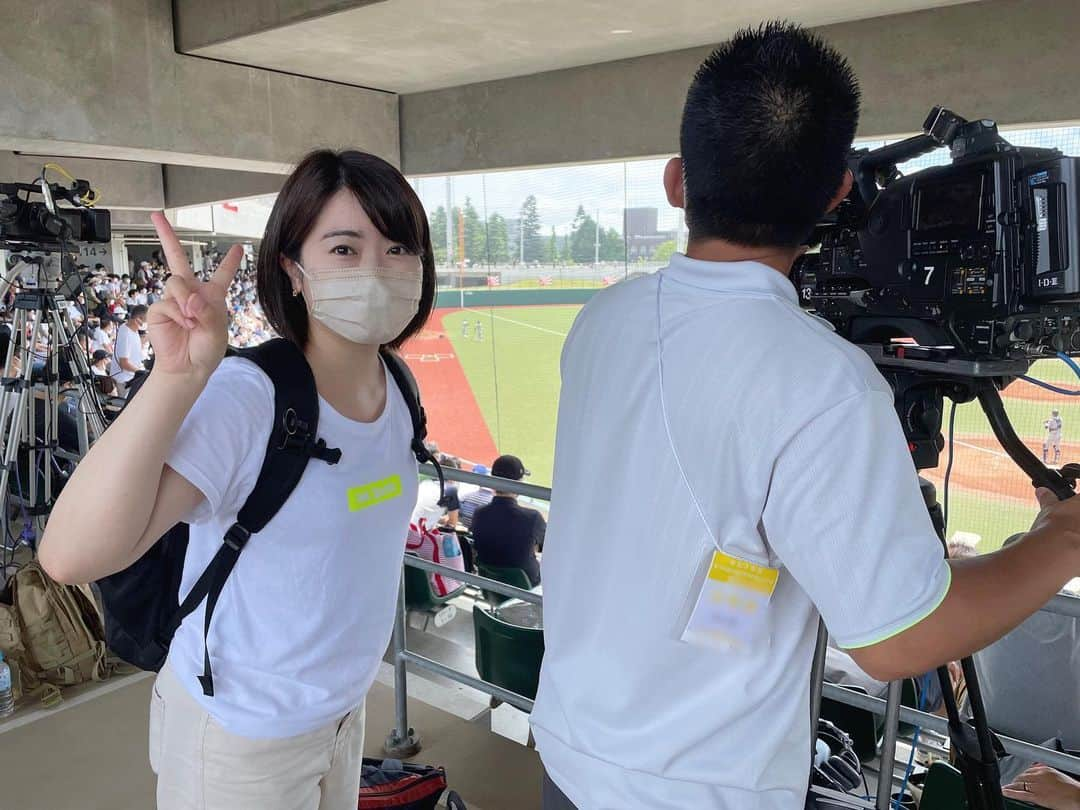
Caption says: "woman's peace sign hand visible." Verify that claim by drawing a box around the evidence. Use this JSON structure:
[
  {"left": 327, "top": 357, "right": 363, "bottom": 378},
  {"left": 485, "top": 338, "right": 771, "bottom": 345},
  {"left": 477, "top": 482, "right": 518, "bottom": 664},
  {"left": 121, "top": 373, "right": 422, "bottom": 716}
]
[{"left": 146, "top": 211, "right": 243, "bottom": 379}]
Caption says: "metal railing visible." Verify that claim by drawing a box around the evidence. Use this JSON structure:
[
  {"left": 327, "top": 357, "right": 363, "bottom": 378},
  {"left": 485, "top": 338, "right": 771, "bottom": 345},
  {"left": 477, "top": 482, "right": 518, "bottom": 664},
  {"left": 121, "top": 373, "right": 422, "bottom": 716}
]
[{"left": 387, "top": 465, "right": 1080, "bottom": 804}]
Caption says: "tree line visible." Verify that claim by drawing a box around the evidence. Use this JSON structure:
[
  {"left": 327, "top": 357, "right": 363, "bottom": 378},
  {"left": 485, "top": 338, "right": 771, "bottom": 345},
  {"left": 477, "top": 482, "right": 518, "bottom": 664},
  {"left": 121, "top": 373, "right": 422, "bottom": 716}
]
[{"left": 429, "top": 195, "right": 627, "bottom": 267}]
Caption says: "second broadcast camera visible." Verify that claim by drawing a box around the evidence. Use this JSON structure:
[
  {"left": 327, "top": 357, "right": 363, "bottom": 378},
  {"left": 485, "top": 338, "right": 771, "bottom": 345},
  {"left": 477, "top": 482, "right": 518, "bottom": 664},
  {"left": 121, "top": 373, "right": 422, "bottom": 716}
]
[{"left": 0, "top": 171, "right": 110, "bottom": 251}]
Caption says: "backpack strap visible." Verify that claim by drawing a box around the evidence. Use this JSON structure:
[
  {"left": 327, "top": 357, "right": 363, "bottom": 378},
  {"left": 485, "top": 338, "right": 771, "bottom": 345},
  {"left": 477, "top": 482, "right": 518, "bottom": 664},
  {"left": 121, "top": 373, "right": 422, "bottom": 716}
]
[
  {"left": 168, "top": 339, "right": 339, "bottom": 697},
  {"left": 380, "top": 348, "right": 447, "bottom": 504}
]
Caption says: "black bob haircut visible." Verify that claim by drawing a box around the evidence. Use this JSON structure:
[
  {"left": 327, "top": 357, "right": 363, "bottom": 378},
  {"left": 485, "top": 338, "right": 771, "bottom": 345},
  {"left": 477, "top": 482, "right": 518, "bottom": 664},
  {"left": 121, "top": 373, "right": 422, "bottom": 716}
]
[
  {"left": 257, "top": 150, "right": 437, "bottom": 350},
  {"left": 680, "top": 21, "right": 860, "bottom": 248}
]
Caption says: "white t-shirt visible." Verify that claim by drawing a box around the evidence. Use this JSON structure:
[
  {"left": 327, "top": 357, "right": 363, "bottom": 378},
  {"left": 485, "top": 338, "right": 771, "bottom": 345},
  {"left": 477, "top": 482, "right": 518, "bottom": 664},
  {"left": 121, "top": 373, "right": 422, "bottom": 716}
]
[
  {"left": 91, "top": 327, "right": 110, "bottom": 353},
  {"left": 166, "top": 356, "right": 418, "bottom": 738},
  {"left": 109, "top": 325, "right": 144, "bottom": 384},
  {"left": 530, "top": 254, "right": 952, "bottom": 809},
  {"left": 412, "top": 478, "right": 447, "bottom": 527}
]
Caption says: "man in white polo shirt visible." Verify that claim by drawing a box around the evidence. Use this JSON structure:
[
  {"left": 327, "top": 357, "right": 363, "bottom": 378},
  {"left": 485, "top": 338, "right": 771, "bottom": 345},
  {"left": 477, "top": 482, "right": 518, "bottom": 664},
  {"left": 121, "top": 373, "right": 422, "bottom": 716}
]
[
  {"left": 531, "top": 22, "right": 1080, "bottom": 810},
  {"left": 109, "top": 305, "right": 148, "bottom": 394}
]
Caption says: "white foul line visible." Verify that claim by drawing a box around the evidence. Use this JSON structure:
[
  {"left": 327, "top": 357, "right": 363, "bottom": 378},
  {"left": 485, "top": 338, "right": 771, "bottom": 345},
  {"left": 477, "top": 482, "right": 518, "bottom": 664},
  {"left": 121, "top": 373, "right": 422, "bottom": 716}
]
[
  {"left": 953, "top": 439, "right": 1012, "bottom": 460},
  {"left": 462, "top": 308, "right": 569, "bottom": 338}
]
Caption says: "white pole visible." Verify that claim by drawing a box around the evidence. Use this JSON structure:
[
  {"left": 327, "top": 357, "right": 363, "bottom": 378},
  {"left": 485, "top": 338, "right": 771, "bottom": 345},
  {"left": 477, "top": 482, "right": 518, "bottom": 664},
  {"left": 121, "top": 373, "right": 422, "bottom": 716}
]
[
  {"left": 110, "top": 234, "right": 126, "bottom": 277},
  {"left": 594, "top": 208, "right": 600, "bottom": 270},
  {"left": 519, "top": 219, "right": 524, "bottom": 265},
  {"left": 445, "top": 177, "right": 461, "bottom": 309},
  {"left": 445, "top": 177, "right": 454, "bottom": 269}
]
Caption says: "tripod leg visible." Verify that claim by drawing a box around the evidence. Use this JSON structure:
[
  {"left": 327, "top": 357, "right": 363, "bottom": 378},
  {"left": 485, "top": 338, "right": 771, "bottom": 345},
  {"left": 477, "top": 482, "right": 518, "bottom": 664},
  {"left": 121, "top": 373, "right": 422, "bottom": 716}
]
[
  {"left": 876, "top": 679, "right": 904, "bottom": 810},
  {"left": 924, "top": 474, "right": 1006, "bottom": 810},
  {"left": 0, "top": 312, "right": 41, "bottom": 520},
  {"left": 54, "top": 303, "right": 106, "bottom": 440},
  {"left": 0, "top": 309, "right": 26, "bottom": 522}
]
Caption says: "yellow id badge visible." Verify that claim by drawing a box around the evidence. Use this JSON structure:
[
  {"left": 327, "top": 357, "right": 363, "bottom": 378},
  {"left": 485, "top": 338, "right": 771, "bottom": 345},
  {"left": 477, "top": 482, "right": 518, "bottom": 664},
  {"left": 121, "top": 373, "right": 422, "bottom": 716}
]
[{"left": 679, "top": 549, "right": 779, "bottom": 651}]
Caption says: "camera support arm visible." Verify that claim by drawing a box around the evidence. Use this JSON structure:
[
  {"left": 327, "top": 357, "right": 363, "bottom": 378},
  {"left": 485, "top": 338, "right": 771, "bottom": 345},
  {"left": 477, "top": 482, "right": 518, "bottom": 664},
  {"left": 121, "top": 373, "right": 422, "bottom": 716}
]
[{"left": 975, "top": 380, "right": 1076, "bottom": 500}]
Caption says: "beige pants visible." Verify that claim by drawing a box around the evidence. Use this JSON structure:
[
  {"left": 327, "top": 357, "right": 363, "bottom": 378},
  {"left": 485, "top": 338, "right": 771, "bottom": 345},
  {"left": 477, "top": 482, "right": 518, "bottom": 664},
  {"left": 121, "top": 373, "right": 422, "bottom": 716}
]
[{"left": 149, "top": 663, "right": 365, "bottom": 810}]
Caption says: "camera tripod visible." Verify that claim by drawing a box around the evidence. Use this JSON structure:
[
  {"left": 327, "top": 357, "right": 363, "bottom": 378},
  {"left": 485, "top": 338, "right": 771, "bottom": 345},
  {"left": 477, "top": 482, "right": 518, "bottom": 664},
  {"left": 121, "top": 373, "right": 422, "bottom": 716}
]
[
  {"left": 0, "top": 277, "right": 107, "bottom": 543},
  {"left": 868, "top": 346, "right": 1072, "bottom": 810}
]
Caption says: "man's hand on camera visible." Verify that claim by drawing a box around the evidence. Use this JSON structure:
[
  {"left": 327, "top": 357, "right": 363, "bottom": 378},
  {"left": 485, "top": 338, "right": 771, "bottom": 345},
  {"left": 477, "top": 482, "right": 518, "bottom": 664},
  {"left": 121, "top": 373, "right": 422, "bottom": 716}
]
[{"left": 1028, "top": 487, "right": 1080, "bottom": 560}]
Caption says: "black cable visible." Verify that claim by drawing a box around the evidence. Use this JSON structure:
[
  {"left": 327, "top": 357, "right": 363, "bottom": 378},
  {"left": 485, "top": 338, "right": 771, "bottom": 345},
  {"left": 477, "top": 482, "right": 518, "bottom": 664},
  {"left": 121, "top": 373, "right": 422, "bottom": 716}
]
[{"left": 943, "top": 400, "right": 957, "bottom": 530}]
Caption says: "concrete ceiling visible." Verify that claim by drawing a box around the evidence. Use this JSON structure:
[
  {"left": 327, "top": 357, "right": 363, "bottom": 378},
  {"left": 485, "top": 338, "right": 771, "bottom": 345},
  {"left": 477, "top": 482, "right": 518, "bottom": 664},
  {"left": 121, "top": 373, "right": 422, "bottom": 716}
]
[{"left": 184, "top": 0, "right": 982, "bottom": 94}]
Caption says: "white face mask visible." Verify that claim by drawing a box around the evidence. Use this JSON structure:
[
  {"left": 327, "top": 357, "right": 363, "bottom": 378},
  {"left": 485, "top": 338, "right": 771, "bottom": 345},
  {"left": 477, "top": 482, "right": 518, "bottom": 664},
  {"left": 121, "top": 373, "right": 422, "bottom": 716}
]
[{"left": 296, "top": 262, "right": 422, "bottom": 345}]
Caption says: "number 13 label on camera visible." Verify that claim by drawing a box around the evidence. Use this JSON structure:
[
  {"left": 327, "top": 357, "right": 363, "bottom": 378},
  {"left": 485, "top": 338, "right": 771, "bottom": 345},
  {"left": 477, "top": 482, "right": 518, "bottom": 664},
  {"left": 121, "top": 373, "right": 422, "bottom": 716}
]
[{"left": 680, "top": 550, "right": 779, "bottom": 651}]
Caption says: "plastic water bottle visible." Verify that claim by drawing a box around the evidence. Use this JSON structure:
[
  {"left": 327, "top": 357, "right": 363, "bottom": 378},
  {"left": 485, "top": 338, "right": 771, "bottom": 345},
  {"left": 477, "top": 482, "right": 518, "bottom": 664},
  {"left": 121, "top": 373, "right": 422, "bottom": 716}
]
[{"left": 0, "top": 650, "right": 14, "bottom": 718}]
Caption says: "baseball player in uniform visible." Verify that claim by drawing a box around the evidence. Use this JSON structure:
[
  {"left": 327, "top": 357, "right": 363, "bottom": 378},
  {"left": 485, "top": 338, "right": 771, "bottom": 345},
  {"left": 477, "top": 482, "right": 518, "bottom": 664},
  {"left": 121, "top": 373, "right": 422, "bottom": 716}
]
[{"left": 1044, "top": 409, "right": 1063, "bottom": 464}]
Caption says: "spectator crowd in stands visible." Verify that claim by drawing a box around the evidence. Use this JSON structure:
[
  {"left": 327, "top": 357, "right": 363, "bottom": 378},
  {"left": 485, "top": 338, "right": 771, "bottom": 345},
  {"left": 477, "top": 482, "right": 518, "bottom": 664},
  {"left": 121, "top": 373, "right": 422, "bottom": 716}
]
[
  {"left": 411, "top": 447, "right": 547, "bottom": 588},
  {"left": 0, "top": 244, "right": 273, "bottom": 403}
]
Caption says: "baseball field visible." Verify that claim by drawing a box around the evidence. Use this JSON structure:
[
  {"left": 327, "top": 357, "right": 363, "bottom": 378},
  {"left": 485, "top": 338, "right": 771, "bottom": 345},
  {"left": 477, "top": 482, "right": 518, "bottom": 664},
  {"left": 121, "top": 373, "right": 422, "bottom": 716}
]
[{"left": 404, "top": 301, "right": 1077, "bottom": 554}]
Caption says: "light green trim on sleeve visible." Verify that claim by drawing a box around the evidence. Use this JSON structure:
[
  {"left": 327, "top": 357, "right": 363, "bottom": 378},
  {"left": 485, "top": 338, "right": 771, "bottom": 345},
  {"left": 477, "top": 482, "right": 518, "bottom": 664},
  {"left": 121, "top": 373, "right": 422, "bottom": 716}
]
[{"left": 840, "top": 563, "right": 953, "bottom": 650}]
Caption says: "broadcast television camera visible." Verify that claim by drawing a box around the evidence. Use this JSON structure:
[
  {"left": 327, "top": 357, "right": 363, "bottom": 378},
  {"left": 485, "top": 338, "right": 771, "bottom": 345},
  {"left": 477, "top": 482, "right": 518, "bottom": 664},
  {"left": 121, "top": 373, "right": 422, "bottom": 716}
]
[
  {"left": 795, "top": 112, "right": 1080, "bottom": 810},
  {"left": 0, "top": 171, "right": 110, "bottom": 251},
  {"left": 792, "top": 107, "right": 1080, "bottom": 361}
]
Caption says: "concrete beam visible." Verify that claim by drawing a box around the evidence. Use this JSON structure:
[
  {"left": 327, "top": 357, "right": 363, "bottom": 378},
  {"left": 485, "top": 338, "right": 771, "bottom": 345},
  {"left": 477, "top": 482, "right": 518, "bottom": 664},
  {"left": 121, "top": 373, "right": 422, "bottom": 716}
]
[
  {"left": 0, "top": 0, "right": 398, "bottom": 173},
  {"left": 163, "top": 165, "right": 283, "bottom": 208},
  {"left": 175, "top": 0, "right": 385, "bottom": 54},
  {"left": 0, "top": 153, "right": 164, "bottom": 211},
  {"left": 401, "top": 0, "right": 1080, "bottom": 175}
]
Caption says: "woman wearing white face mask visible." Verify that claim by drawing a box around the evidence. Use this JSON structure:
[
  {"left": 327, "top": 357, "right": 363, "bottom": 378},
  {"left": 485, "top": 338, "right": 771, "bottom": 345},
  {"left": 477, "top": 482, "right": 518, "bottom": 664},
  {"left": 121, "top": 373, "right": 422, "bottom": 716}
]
[{"left": 39, "top": 150, "right": 436, "bottom": 810}]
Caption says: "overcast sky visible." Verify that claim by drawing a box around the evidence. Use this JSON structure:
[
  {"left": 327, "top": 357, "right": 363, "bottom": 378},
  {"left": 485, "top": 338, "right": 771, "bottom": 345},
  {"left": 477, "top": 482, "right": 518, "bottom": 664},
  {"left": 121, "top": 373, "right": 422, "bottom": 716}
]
[{"left": 410, "top": 156, "right": 681, "bottom": 236}]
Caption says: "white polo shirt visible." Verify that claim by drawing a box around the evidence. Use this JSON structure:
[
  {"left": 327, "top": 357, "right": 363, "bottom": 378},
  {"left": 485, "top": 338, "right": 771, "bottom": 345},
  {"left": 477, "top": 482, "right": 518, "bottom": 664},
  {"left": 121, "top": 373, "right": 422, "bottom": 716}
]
[
  {"left": 530, "top": 253, "right": 952, "bottom": 809},
  {"left": 109, "top": 324, "right": 144, "bottom": 385}
]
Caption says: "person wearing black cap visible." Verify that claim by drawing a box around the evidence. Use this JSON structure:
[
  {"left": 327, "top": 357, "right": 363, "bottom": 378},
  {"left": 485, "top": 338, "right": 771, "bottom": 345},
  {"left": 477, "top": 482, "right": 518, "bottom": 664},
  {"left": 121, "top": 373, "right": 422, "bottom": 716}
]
[{"left": 470, "top": 454, "right": 546, "bottom": 586}]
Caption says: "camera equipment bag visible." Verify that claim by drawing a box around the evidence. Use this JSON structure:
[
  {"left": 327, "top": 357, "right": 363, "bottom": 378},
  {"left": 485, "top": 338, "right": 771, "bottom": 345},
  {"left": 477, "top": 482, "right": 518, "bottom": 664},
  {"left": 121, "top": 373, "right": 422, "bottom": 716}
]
[
  {"left": 97, "top": 338, "right": 440, "bottom": 697},
  {"left": 0, "top": 560, "right": 106, "bottom": 706},
  {"left": 358, "top": 758, "right": 467, "bottom": 809}
]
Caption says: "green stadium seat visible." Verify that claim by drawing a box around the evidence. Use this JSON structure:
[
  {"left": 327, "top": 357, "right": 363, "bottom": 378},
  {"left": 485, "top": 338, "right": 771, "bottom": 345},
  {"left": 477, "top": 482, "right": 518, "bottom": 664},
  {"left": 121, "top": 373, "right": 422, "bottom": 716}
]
[
  {"left": 920, "top": 761, "right": 1037, "bottom": 809},
  {"left": 403, "top": 554, "right": 466, "bottom": 629},
  {"left": 819, "top": 677, "right": 919, "bottom": 764},
  {"left": 472, "top": 605, "right": 545, "bottom": 703},
  {"left": 821, "top": 685, "right": 879, "bottom": 763},
  {"left": 476, "top": 562, "right": 533, "bottom": 606}
]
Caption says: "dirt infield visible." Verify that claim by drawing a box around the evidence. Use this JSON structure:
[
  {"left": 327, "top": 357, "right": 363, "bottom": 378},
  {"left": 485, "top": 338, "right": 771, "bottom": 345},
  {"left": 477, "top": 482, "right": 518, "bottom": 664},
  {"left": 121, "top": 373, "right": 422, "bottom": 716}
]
[
  {"left": 400, "top": 309, "right": 499, "bottom": 466},
  {"left": 1002, "top": 378, "right": 1080, "bottom": 403},
  {"left": 919, "top": 433, "right": 1080, "bottom": 506}
]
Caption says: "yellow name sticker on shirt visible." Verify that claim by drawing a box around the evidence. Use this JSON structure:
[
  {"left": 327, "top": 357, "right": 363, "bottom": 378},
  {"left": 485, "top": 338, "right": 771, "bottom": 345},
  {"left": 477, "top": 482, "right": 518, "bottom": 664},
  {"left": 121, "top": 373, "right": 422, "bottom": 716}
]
[
  {"left": 680, "top": 549, "right": 779, "bottom": 651},
  {"left": 347, "top": 475, "right": 403, "bottom": 513}
]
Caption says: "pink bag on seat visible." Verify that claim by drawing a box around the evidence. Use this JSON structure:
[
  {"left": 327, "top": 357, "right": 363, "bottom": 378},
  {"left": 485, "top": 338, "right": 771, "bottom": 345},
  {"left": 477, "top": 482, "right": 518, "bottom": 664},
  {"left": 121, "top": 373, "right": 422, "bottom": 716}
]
[{"left": 405, "top": 519, "right": 465, "bottom": 596}]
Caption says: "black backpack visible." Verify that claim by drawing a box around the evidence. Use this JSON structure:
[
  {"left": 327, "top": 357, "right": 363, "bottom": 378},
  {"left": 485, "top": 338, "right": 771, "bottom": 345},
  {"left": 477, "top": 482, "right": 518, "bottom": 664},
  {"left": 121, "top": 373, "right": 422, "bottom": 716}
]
[{"left": 97, "top": 338, "right": 444, "bottom": 697}]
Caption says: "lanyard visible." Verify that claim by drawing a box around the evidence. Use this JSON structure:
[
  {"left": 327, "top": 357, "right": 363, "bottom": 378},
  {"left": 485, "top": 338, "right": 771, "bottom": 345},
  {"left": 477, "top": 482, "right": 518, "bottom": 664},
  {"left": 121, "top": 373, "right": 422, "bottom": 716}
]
[{"left": 655, "top": 273, "right": 721, "bottom": 550}]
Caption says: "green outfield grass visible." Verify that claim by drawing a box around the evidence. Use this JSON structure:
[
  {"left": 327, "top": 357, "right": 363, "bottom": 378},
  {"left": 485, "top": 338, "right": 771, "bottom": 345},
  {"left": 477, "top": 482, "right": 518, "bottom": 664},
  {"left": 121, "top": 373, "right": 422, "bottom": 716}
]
[
  {"left": 444, "top": 306, "right": 581, "bottom": 486},
  {"left": 442, "top": 304, "right": 1047, "bottom": 550},
  {"left": 935, "top": 486, "right": 1036, "bottom": 553},
  {"left": 951, "top": 389, "right": 1078, "bottom": 444}
]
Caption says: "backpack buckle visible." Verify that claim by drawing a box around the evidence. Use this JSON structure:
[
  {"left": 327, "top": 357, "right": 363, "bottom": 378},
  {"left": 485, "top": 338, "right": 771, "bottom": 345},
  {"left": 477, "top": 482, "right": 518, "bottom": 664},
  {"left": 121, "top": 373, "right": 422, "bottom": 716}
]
[{"left": 224, "top": 523, "right": 251, "bottom": 552}]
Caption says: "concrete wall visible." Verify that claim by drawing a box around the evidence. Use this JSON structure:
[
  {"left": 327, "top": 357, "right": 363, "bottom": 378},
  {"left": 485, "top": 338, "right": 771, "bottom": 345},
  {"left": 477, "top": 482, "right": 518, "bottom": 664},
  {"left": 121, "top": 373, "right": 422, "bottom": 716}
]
[
  {"left": 163, "top": 165, "right": 283, "bottom": 208},
  {"left": 401, "top": 0, "right": 1080, "bottom": 175},
  {"left": 0, "top": 0, "right": 398, "bottom": 174},
  {"left": 175, "top": 0, "right": 385, "bottom": 53}
]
